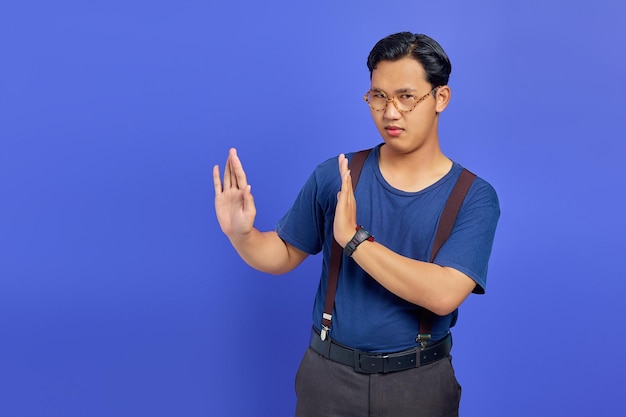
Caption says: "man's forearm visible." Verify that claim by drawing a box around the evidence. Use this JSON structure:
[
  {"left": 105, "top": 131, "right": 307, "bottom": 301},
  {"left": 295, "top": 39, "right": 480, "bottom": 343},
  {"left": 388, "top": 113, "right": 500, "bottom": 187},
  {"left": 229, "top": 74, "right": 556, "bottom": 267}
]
[
  {"left": 228, "top": 229, "right": 307, "bottom": 275},
  {"left": 350, "top": 240, "right": 476, "bottom": 316}
]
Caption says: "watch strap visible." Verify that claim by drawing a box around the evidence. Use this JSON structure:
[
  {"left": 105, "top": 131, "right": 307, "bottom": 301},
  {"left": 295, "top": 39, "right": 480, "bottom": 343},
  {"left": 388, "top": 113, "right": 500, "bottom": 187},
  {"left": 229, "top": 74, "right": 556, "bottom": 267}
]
[{"left": 343, "top": 226, "right": 374, "bottom": 257}]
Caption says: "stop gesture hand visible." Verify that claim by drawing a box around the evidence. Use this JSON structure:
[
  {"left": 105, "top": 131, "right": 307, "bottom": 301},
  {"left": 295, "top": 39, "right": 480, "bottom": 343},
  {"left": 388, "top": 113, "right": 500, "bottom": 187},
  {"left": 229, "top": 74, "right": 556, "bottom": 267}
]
[
  {"left": 213, "top": 148, "right": 256, "bottom": 238},
  {"left": 334, "top": 154, "right": 358, "bottom": 248}
]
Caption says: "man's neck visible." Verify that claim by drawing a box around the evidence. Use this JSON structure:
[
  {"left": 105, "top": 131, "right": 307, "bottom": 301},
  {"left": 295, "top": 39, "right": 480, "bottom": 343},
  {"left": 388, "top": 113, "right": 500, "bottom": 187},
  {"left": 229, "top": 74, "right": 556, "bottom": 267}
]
[{"left": 378, "top": 144, "right": 452, "bottom": 192}]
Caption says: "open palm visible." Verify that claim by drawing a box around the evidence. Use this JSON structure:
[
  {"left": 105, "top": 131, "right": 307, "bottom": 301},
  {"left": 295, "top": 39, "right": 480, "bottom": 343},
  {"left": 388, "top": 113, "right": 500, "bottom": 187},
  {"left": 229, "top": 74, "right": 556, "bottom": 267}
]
[{"left": 213, "top": 148, "right": 256, "bottom": 237}]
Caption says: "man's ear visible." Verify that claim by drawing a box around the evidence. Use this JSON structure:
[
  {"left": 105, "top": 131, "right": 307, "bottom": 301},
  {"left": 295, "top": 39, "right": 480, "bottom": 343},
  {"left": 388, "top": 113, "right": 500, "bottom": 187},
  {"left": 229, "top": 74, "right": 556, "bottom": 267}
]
[{"left": 435, "top": 85, "right": 451, "bottom": 113}]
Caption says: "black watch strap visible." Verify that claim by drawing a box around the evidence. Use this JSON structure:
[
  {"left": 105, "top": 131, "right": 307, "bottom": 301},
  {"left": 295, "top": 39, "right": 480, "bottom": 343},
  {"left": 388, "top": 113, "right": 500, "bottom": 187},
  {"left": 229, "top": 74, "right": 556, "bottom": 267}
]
[{"left": 343, "top": 226, "right": 374, "bottom": 257}]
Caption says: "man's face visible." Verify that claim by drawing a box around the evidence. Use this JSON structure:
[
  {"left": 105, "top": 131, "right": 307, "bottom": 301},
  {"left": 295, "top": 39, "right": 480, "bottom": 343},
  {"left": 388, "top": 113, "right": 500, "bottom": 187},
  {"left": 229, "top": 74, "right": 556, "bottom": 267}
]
[{"left": 368, "top": 57, "right": 448, "bottom": 155}]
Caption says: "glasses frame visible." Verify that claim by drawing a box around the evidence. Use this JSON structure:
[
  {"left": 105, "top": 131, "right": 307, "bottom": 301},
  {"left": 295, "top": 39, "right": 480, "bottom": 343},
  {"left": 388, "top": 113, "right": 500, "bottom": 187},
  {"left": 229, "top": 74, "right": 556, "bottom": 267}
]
[{"left": 363, "top": 87, "right": 439, "bottom": 113}]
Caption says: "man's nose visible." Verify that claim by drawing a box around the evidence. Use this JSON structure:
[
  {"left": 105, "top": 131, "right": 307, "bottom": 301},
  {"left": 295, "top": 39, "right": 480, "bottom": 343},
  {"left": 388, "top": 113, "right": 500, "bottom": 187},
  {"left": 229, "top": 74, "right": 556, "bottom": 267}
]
[{"left": 383, "top": 98, "right": 401, "bottom": 119}]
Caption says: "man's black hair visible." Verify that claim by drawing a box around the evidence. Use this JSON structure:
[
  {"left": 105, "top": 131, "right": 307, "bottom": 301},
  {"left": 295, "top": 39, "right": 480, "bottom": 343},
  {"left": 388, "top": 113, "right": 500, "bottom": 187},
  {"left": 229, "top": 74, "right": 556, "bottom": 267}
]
[{"left": 367, "top": 32, "right": 452, "bottom": 87}]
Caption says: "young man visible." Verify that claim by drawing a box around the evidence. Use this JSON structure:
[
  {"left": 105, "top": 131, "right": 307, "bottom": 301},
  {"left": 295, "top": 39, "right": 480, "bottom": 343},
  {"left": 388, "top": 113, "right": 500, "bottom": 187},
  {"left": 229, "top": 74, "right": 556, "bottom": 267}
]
[{"left": 213, "top": 32, "right": 500, "bottom": 417}]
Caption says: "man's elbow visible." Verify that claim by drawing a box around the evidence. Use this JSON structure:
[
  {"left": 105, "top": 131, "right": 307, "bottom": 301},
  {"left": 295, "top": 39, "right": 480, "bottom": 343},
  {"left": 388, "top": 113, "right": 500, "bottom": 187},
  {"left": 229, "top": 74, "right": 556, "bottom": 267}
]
[
  {"left": 263, "top": 265, "right": 295, "bottom": 275},
  {"left": 427, "top": 289, "right": 471, "bottom": 316},
  {"left": 427, "top": 269, "right": 476, "bottom": 315},
  {"left": 429, "top": 298, "right": 463, "bottom": 317},
  {"left": 258, "top": 248, "right": 308, "bottom": 275}
]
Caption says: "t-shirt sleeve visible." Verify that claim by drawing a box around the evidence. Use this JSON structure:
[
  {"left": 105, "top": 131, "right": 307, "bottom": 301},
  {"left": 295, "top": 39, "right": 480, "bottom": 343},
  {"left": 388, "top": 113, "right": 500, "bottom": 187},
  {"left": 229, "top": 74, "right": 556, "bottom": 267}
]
[
  {"left": 275, "top": 168, "right": 328, "bottom": 255},
  {"left": 433, "top": 177, "right": 500, "bottom": 293}
]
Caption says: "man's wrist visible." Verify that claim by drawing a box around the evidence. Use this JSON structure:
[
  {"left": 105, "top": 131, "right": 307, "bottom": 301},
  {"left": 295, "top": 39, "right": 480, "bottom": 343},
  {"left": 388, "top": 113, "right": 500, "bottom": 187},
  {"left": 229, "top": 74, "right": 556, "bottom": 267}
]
[{"left": 343, "top": 226, "right": 374, "bottom": 257}]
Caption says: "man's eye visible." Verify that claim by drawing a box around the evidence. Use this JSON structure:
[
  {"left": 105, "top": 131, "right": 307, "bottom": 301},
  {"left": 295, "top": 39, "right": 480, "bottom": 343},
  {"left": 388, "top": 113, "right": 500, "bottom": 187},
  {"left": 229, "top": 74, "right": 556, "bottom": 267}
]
[
  {"left": 399, "top": 94, "right": 415, "bottom": 100},
  {"left": 372, "top": 93, "right": 386, "bottom": 99}
]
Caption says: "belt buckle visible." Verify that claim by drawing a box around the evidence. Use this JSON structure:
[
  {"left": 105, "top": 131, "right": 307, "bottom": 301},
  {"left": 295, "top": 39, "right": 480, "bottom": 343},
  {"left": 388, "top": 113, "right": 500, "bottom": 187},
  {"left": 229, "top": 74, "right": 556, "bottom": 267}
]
[{"left": 353, "top": 350, "right": 384, "bottom": 374}]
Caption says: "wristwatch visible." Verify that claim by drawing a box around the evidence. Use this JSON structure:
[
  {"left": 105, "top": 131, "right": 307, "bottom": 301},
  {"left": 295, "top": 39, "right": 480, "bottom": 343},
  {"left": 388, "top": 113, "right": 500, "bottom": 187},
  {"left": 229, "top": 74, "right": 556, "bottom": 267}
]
[{"left": 343, "top": 226, "right": 374, "bottom": 257}]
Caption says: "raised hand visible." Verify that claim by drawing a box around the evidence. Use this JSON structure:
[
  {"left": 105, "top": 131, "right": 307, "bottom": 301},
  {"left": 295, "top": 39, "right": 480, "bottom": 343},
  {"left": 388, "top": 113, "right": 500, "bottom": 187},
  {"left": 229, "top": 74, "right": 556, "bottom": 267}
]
[
  {"left": 333, "top": 153, "right": 358, "bottom": 247},
  {"left": 213, "top": 148, "right": 256, "bottom": 238}
]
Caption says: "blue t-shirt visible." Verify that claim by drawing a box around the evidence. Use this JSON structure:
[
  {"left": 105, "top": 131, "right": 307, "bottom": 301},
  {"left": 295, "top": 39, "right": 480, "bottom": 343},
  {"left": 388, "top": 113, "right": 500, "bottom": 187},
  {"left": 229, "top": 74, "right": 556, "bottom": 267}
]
[{"left": 276, "top": 144, "right": 500, "bottom": 352}]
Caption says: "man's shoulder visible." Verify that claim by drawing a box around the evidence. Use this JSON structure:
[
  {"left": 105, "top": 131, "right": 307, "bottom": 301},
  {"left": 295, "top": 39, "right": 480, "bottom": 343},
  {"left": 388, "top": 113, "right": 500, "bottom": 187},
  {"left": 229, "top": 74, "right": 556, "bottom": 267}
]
[{"left": 448, "top": 162, "right": 499, "bottom": 210}]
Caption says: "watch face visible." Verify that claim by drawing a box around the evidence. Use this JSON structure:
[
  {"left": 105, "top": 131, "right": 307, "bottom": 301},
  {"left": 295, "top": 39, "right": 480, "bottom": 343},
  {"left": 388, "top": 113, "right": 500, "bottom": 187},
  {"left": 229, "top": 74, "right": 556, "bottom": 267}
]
[{"left": 356, "top": 228, "right": 371, "bottom": 241}]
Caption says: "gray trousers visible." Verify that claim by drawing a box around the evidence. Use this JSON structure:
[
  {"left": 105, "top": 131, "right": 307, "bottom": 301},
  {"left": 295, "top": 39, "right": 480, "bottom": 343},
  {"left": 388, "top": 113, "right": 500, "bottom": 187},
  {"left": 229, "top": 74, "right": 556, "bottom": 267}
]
[{"left": 294, "top": 347, "right": 461, "bottom": 417}]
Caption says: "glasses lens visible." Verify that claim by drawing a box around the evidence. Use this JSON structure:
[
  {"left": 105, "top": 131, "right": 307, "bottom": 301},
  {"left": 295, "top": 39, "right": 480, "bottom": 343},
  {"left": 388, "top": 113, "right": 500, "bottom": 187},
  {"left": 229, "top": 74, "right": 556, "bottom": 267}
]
[
  {"left": 396, "top": 94, "right": 417, "bottom": 112},
  {"left": 366, "top": 92, "right": 387, "bottom": 111}
]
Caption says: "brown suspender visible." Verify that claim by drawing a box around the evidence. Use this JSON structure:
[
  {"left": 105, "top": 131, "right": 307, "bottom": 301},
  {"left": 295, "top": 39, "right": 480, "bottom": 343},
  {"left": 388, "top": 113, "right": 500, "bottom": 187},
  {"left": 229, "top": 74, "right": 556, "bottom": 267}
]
[
  {"left": 321, "top": 148, "right": 477, "bottom": 347},
  {"left": 416, "top": 167, "right": 476, "bottom": 347},
  {"left": 320, "top": 149, "right": 370, "bottom": 341}
]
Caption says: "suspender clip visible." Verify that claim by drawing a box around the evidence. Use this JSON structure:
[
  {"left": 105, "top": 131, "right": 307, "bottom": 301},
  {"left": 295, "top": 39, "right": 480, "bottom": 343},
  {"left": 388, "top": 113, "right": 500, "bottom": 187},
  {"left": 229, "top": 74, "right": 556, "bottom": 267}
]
[
  {"left": 416, "top": 333, "right": 431, "bottom": 349},
  {"left": 320, "top": 325, "right": 329, "bottom": 341},
  {"left": 321, "top": 313, "right": 332, "bottom": 341}
]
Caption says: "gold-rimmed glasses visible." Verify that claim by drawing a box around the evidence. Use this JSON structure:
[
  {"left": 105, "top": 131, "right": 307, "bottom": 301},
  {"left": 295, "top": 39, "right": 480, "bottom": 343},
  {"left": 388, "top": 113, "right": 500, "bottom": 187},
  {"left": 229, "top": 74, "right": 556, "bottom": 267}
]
[{"left": 363, "top": 87, "right": 438, "bottom": 112}]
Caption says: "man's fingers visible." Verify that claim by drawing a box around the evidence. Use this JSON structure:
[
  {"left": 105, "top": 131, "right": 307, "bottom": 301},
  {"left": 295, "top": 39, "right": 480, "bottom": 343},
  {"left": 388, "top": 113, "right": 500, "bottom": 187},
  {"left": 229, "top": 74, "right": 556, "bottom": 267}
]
[
  {"left": 224, "top": 154, "right": 232, "bottom": 189},
  {"left": 338, "top": 153, "right": 348, "bottom": 176},
  {"left": 217, "top": 148, "right": 251, "bottom": 193},
  {"left": 337, "top": 169, "right": 352, "bottom": 204},
  {"left": 342, "top": 168, "right": 352, "bottom": 193},
  {"left": 213, "top": 165, "right": 223, "bottom": 195},
  {"left": 223, "top": 148, "right": 249, "bottom": 190},
  {"left": 230, "top": 148, "right": 248, "bottom": 189}
]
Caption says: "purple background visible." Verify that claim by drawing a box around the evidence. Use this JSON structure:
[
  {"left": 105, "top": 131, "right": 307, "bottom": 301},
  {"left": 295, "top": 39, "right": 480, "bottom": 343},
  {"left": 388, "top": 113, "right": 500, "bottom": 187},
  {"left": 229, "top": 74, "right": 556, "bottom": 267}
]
[{"left": 1, "top": 1, "right": 625, "bottom": 416}]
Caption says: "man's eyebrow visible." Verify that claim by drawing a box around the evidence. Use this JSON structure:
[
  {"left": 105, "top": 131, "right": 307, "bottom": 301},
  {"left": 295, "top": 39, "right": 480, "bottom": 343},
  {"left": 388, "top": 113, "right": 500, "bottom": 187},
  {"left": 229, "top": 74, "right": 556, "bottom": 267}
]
[
  {"left": 394, "top": 88, "right": 418, "bottom": 93},
  {"left": 370, "top": 87, "right": 418, "bottom": 94}
]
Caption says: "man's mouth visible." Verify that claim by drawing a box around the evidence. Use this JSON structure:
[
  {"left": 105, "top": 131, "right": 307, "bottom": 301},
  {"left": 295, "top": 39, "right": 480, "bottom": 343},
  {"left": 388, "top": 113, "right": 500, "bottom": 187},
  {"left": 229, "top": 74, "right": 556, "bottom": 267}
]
[{"left": 385, "top": 126, "right": 404, "bottom": 136}]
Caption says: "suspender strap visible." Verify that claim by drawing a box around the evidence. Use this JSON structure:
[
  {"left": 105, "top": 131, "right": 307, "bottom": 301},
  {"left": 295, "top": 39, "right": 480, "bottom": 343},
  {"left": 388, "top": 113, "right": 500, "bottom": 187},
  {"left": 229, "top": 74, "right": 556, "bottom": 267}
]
[
  {"left": 430, "top": 168, "right": 477, "bottom": 263},
  {"left": 417, "top": 168, "right": 476, "bottom": 347},
  {"left": 320, "top": 149, "right": 371, "bottom": 341}
]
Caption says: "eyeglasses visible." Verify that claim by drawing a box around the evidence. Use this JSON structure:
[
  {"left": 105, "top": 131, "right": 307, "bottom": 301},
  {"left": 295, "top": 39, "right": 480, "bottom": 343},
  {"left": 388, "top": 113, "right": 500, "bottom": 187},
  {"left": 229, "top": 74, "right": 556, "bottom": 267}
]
[{"left": 363, "top": 87, "right": 438, "bottom": 112}]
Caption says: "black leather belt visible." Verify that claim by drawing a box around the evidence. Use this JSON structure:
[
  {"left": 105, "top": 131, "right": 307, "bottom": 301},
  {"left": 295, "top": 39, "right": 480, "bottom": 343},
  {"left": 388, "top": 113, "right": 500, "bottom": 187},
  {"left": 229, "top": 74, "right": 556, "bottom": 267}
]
[{"left": 309, "top": 328, "right": 452, "bottom": 374}]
